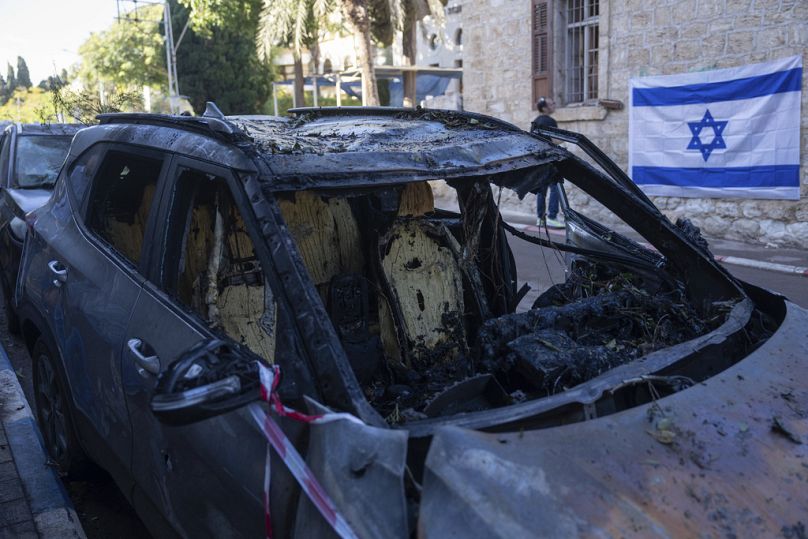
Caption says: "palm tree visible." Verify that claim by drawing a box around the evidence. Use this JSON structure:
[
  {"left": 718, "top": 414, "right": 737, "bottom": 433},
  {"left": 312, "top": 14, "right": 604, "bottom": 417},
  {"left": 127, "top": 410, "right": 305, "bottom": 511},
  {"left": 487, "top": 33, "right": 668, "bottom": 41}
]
[{"left": 257, "top": 0, "right": 332, "bottom": 107}]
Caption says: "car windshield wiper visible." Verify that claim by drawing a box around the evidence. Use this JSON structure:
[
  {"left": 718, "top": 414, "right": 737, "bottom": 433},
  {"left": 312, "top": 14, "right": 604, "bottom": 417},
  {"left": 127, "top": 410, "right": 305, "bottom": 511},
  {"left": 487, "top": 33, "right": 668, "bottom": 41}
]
[{"left": 501, "top": 220, "right": 665, "bottom": 272}]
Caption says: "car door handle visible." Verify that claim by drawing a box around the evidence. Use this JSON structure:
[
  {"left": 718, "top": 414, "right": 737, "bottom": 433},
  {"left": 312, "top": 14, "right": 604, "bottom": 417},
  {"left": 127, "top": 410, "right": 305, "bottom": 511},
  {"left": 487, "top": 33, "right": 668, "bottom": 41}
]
[
  {"left": 127, "top": 338, "right": 161, "bottom": 376},
  {"left": 48, "top": 260, "right": 68, "bottom": 286}
]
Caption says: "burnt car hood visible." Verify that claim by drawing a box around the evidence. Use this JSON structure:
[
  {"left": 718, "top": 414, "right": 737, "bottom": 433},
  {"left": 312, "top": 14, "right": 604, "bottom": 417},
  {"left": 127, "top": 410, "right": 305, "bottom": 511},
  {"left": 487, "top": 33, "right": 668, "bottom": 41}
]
[
  {"left": 5, "top": 188, "right": 52, "bottom": 216},
  {"left": 417, "top": 298, "right": 808, "bottom": 538}
]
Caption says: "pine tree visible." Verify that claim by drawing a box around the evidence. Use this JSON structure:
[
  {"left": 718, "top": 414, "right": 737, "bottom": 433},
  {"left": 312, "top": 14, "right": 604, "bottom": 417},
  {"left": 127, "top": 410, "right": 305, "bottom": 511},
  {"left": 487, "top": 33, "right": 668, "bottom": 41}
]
[
  {"left": 0, "top": 74, "right": 8, "bottom": 105},
  {"left": 15, "top": 57, "right": 31, "bottom": 88},
  {"left": 6, "top": 64, "right": 15, "bottom": 90}
]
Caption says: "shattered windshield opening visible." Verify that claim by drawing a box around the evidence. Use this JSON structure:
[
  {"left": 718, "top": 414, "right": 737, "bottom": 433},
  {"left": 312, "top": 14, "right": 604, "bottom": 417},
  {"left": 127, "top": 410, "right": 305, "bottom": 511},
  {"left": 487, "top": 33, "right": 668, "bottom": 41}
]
[
  {"left": 277, "top": 168, "right": 768, "bottom": 426},
  {"left": 14, "top": 135, "right": 73, "bottom": 188}
]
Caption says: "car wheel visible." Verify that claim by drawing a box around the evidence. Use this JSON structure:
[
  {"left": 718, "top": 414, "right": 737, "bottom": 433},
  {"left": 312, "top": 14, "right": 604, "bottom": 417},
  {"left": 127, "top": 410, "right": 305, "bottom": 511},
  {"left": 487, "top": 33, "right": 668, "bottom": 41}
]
[{"left": 32, "top": 338, "right": 91, "bottom": 478}]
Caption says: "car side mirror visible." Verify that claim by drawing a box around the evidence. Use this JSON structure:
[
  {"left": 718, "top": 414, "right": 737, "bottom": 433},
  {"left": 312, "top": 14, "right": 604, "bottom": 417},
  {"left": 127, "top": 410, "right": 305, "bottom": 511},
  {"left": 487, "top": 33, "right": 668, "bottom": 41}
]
[{"left": 150, "top": 339, "right": 261, "bottom": 426}]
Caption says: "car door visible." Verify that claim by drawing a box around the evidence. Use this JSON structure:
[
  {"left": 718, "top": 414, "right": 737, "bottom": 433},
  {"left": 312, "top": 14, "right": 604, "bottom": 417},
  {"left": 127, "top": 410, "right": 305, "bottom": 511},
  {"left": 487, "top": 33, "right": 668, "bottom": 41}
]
[
  {"left": 26, "top": 143, "right": 169, "bottom": 484},
  {"left": 123, "top": 158, "right": 281, "bottom": 538}
]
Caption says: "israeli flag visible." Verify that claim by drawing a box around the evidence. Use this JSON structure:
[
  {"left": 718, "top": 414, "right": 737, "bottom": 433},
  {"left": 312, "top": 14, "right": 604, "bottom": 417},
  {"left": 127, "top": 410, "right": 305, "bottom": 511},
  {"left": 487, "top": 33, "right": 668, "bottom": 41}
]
[{"left": 629, "top": 56, "right": 802, "bottom": 200}]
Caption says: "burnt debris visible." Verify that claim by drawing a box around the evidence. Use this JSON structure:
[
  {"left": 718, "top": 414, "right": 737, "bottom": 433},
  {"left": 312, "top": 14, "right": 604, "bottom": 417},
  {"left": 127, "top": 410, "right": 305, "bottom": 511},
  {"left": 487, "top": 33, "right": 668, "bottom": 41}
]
[
  {"left": 278, "top": 178, "right": 740, "bottom": 426},
  {"left": 365, "top": 260, "right": 730, "bottom": 424}
]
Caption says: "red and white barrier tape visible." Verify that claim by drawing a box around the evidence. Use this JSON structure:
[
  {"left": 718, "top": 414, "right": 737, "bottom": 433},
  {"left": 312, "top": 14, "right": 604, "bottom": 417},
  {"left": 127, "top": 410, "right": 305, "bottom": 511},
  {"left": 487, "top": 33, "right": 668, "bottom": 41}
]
[{"left": 249, "top": 363, "right": 361, "bottom": 539}]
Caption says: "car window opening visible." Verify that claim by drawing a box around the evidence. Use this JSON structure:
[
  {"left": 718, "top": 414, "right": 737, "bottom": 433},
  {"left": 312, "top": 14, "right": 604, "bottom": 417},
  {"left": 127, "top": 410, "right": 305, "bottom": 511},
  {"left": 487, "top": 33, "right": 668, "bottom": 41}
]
[
  {"left": 87, "top": 152, "right": 160, "bottom": 265},
  {"left": 173, "top": 171, "right": 278, "bottom": 361},
  {"left": 278, "top": 176, "right": 773, "bottom": 426}
]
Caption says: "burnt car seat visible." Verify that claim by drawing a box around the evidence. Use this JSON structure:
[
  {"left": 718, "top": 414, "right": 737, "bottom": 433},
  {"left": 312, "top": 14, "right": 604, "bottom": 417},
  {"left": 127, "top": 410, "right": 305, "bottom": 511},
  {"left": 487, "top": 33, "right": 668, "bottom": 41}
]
[{"left": 376, "top": 182, "right": 467, "bottom": 367}]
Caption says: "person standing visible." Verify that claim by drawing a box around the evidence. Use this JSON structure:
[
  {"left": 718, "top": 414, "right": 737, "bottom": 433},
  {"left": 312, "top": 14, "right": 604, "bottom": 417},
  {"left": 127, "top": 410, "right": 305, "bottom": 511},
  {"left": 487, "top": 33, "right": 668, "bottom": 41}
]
[{"left": 531, "top": 97, "right": 564, "bottom": 228}]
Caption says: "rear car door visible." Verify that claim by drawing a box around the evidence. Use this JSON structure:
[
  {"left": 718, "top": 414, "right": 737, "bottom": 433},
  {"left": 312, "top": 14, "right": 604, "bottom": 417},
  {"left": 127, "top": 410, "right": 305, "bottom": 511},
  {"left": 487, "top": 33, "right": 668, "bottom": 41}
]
[
  {"left": 123, "top": 158, "right": 280, "bottom": 537},
  {"left": 22, "top": 143, "right": 168, "bottom": 484}
]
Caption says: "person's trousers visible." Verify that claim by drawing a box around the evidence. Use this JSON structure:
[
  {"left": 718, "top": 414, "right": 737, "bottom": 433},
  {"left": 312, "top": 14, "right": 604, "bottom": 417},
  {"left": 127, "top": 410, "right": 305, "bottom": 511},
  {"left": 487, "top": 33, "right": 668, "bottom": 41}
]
[{"left": 537, "top": 183, "right": 560, "bottom": 219}]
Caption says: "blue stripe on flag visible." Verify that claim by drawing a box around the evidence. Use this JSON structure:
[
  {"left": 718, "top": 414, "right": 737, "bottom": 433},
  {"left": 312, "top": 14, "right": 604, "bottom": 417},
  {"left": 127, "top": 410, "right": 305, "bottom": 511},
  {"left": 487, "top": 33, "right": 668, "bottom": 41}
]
[
  {"left": 632, "top": 67, "right": 802, "bottom": 107},
  {"left": 632, "top": 165, "right": 800, "bottom": 188}
]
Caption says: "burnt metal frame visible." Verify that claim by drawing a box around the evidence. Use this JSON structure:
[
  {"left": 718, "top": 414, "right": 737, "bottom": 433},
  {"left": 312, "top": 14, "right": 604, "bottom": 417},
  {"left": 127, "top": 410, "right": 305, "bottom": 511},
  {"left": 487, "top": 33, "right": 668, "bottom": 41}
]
[
  {"left": 236, "top": 151, "right": 386, "bottom": 426},
  {"left": 234, "top": 112, "right": 753, "bottom": 435},
  {"left": 87, "top": 111, "right": 756, "bottom": 437}
]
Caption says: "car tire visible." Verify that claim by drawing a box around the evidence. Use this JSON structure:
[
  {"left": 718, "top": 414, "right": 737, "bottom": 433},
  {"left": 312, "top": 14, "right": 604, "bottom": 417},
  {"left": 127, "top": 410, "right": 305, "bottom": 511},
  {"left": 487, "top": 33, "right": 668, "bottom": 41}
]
[{"left": 32, "top": 338, "right": 92, "bottom": 479}]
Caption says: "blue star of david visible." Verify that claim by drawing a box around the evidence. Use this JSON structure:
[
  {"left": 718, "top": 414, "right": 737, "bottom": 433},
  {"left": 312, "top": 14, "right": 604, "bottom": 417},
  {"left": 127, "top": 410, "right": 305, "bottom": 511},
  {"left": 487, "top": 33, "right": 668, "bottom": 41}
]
[{"left": 687, "top": 109, "right": 728, "bottom": 162}]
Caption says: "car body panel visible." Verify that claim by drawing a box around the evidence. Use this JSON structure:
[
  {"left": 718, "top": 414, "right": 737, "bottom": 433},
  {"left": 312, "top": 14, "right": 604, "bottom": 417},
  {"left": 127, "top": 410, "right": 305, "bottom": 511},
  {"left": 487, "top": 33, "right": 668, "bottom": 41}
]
[
  {"left": 420, "top": 299, "right": 808, "bottom": 538},
  {"left": 0, "top": 123, "right": 82, "bottom": 312},
  {"left": 19, "top": 176, "right": 138, "bottom": 479},
  {"left": 5, "top": 187, "right": 51, "bottom": 215},
  {"left": 123, "top": 282, "right": 266, "bottom": 538}
]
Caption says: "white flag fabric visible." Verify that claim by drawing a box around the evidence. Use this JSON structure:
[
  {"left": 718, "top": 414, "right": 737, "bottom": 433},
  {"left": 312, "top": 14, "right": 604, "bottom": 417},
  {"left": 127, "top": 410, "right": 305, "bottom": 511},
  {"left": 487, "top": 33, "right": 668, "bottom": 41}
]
[{"left": 629, "top": 56, "right": 802, "bottom": 200}]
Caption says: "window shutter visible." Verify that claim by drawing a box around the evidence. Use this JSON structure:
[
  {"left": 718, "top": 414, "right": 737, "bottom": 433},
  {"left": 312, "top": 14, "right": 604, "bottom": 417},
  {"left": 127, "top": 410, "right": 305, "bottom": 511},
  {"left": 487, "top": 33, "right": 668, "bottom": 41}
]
[{"left": 531, "top": 0, "right": 553, "bottom": 108}]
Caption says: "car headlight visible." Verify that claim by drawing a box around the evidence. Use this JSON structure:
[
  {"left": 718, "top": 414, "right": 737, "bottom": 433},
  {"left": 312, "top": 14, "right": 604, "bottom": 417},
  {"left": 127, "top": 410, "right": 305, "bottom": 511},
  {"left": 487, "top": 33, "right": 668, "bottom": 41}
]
[{"left": 9, "top": 217, "right": 27, "bottom": 242}]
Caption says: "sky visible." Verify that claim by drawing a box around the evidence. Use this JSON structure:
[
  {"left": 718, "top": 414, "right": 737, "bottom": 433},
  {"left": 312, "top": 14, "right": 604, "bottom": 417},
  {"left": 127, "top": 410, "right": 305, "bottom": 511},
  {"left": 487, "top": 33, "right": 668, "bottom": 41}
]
[{"left": 0, "top": 0, "right": 120, "bottom": 84}]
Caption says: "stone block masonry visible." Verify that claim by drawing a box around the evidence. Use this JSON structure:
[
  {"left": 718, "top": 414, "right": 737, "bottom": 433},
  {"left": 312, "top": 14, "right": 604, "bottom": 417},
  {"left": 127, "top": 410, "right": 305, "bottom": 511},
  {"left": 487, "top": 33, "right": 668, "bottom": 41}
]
[{"left": 461, "top": 0, "right": 808, "bottom": 248}]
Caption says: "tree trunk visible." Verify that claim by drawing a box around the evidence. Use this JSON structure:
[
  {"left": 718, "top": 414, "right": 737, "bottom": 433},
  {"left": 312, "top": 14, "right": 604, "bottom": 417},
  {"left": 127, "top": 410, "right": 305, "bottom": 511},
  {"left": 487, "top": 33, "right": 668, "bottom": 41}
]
[
  {"left": 402, "top": 10, "right": 417, "bottom": 108},
  {"left": 293, "top": 53, "right": 305, "bottom": 108},
  {"left": 310, "top": 39, "right": 321, "bottom": 105},
  {"left": 341, "top": 0, "right": 379, "bottom": 106}
]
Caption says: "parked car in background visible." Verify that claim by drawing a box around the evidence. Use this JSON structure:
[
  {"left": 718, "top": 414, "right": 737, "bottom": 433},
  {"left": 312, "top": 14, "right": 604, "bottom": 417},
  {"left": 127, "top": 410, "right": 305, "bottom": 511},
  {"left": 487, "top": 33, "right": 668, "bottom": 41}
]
[
  {"left": 0, "top": 122, "right": 81, "bottom": 332},
  {"left": 15, "top": 107, "right": 807, "bottom": 538}
]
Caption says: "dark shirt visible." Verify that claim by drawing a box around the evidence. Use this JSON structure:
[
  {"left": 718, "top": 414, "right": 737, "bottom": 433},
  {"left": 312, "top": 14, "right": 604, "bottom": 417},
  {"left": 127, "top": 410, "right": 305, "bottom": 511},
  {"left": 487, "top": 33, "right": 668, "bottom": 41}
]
[{"left": 531, "top": 113, "right": 557, "bottom": 133}]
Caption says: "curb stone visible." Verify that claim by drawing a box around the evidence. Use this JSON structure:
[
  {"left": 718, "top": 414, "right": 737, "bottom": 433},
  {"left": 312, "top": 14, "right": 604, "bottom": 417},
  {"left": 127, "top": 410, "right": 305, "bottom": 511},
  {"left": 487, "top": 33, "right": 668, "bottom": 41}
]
[{"left": 0, "top": 343, "right": 85, "bottom": 538}]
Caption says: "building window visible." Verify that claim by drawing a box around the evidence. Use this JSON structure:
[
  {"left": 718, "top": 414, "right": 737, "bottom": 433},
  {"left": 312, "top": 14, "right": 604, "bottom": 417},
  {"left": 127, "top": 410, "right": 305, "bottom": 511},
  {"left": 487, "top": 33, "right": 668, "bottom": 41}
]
[
  {"left": 564, "top": 0, "right": 599, "bottom": 103},
  {"left": 455, "top": 28, "right": 462, "bottom": 46},
  {"left": 532, "top": 0, "right": 601, "bottom": 108}
]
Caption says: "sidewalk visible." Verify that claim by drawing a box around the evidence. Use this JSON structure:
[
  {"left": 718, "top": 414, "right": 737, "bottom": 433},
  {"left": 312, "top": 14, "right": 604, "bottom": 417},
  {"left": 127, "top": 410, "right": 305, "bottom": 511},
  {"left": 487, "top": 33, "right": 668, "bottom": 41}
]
[{"left": 0, "top": 344, "right": 85, "bottom": 538}]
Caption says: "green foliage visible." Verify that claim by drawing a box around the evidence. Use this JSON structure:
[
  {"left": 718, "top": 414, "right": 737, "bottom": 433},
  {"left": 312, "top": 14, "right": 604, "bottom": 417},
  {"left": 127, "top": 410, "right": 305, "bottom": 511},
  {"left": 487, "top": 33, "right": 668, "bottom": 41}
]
[
  {"left": 15, "top": 57, "right": 32, "bottom": 89},
  {"left": 171, "top": 0, "right": 272, "bottom": 114},
  {"left": 0, "top": 87, "right": 56, "bottom": 123},
  {"left": 256, "top": 0, "right": 334, "bottom": 58},
  {"left": 51, "top": 86, "right": 143, "bottom": 125},
  {"left": 178, "top": 0, "right": 255, "bottom": 35},
  {"left": 78, "top": 4, "right": 167, "bottom": 89}
]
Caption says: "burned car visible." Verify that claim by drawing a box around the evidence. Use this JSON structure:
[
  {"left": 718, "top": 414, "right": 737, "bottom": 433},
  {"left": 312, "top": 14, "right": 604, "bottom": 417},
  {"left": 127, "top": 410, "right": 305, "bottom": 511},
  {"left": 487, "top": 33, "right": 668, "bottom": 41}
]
[
  {"left": 0, "top": 122, "right": 81, "bottom": 332},
  {"left": 16, "top": 106, "right": 807, "bottom": 538}
]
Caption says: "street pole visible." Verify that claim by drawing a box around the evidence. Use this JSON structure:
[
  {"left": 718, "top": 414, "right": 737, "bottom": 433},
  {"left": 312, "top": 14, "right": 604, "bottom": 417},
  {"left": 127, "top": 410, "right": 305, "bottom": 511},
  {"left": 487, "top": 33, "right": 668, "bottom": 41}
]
[
  {"left": 116, "top": 0, "right": 185, "bottom": 114},
  {"left": 163, "top": 2, "right": 180, "bottom": 114}
]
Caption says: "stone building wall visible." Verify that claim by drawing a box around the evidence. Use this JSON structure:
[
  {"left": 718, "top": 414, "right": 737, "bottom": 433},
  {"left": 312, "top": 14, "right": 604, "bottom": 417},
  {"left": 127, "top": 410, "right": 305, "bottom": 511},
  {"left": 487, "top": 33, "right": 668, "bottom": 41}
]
[{"left": 460, "top": 0, "right": 808, "bottom": 248}]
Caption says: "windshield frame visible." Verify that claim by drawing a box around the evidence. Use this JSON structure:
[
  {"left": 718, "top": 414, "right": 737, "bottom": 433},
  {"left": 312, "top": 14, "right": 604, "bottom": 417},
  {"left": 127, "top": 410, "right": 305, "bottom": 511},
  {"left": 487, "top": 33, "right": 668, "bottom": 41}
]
[{"left": 11, "top": 134, "right": 74, "bottom": 189}]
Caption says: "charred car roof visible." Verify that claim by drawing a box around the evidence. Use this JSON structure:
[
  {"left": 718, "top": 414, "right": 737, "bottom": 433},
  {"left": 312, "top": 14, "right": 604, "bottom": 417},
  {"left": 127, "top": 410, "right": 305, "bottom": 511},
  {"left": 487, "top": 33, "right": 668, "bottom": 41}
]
[{"left": 87, "top": 108, "right": 569, "bottom": 190}]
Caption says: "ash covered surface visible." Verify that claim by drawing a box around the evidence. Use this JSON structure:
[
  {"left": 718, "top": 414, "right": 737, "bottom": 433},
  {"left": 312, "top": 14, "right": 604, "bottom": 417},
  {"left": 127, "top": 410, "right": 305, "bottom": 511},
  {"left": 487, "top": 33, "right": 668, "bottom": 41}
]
[
  {"left": 229, "top": 115, "right": 549, "bottom": 157},
  {"left": 367, "top": 268, "right": 732, "bottom": 423}
]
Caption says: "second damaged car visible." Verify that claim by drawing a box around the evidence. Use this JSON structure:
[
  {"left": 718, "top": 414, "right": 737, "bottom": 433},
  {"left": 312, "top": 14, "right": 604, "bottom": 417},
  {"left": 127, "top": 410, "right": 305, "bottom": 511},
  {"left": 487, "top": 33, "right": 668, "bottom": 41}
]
[{"left": 16, "top": 106, "right": 807, "bottom": 538}]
